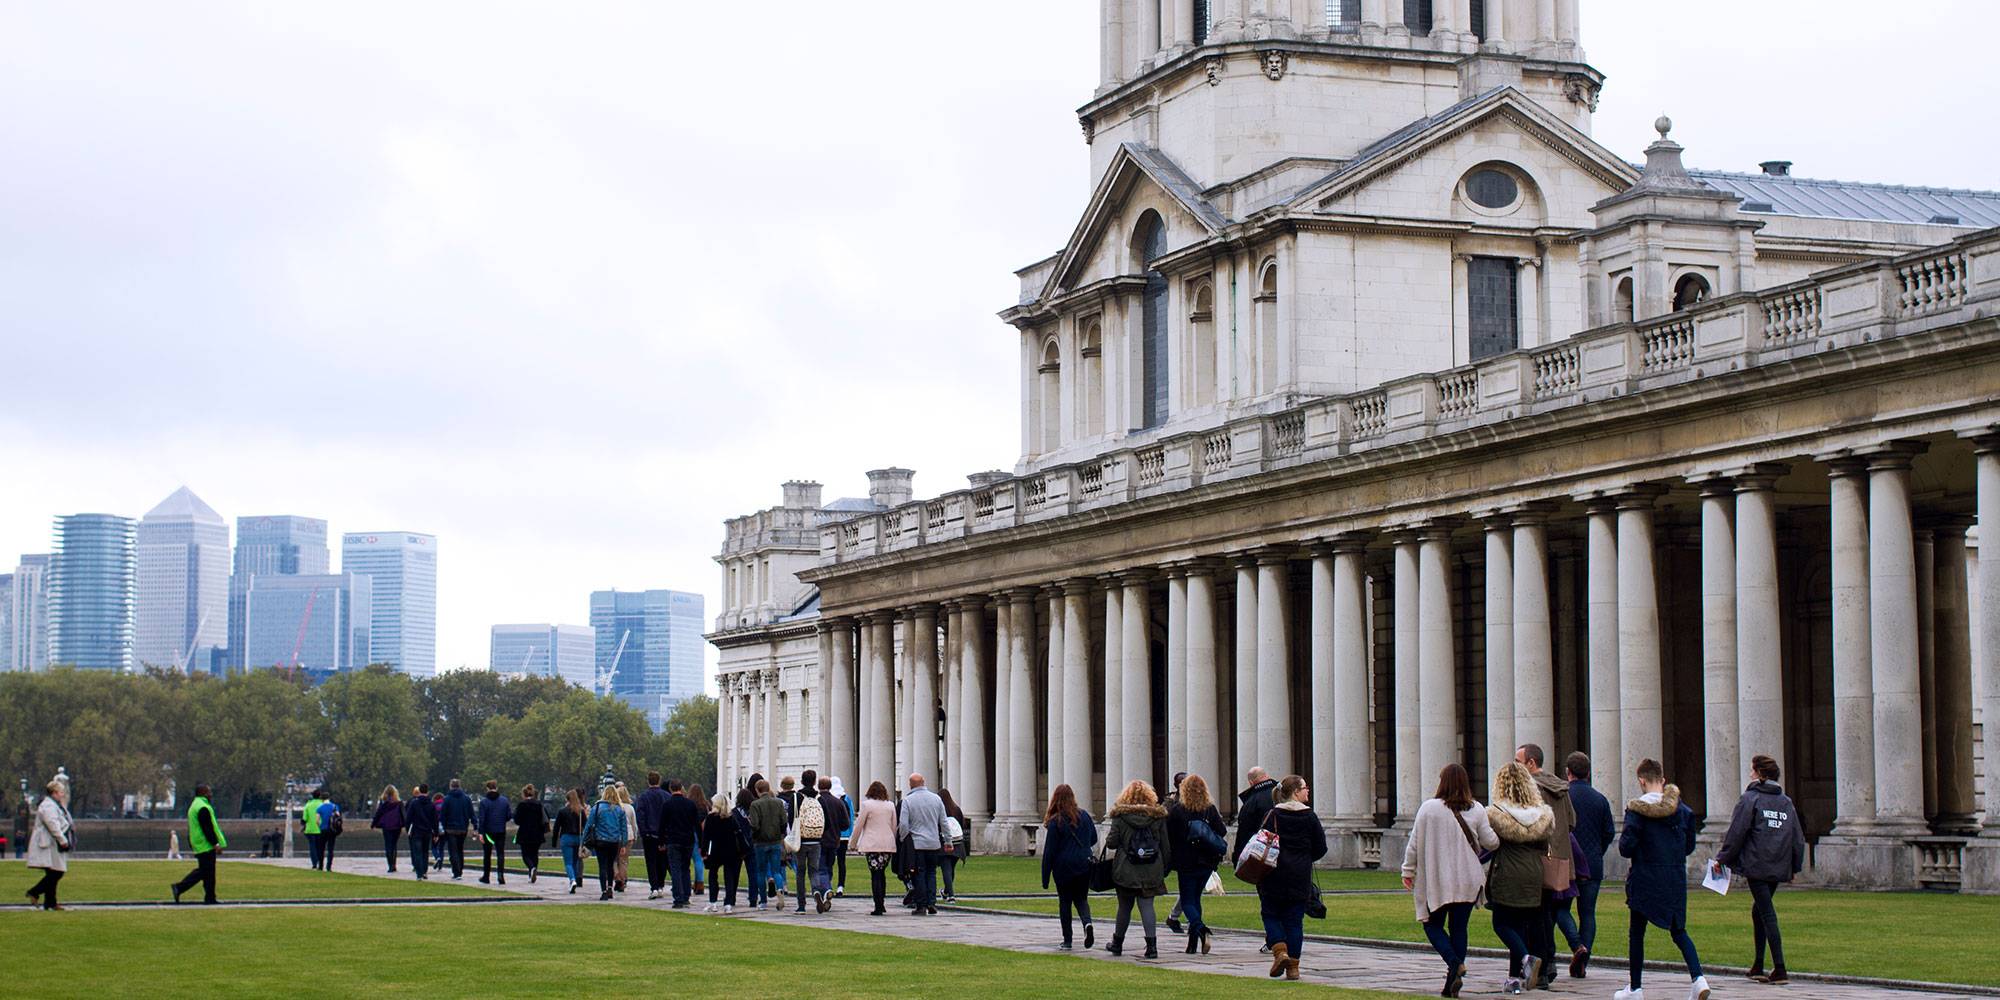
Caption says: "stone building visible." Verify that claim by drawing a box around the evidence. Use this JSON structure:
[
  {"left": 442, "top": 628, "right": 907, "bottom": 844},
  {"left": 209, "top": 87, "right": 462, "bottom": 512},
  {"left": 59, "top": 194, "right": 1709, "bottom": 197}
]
[{"left": 787, "top": 3, "right": 1997, "bottom": 889}]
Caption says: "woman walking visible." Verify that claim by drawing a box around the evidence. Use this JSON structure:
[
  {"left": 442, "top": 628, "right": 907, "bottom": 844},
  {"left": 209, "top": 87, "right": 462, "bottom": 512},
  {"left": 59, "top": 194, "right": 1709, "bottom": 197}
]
[
  {"left": 613, "top": 782, "right": 639, "bottom": 893},
  {"left": 1714, "top": 754, "right": 1805, "bottom": 985},
  {"left": 1103, "top": 779, "right": 1171, "bottom": 960},
  {"left": 371, "top": 785, "right": 404, "bottom": 873},
  {"left": 554, "top": 788, "right": 587, "bottom": 893},
  {"left": 24, "top": 781, "right": 72, "bottom": 910},
  {"left": 828, "top": 776, "right": 853, "bottom": 897},
  {"left": 1487, "top": 761, "right": 1553, "bottom": 994},
  {"left": 1165, "top": 773, "right": 1226, "bottom": 955},
  {"left": 1403, "top": 763, "right": 1499, "bottom": 998},
  {"left": 849, "top": 780, "right": 898, "bottom": 915},
  {"left": 1040, "top": 783, "right": 1097, "bottom": 950},
  {"left": 586, "top": 786, "right": 628, "bottom": 901},
  {"left": 1618, "top": 758, "right": 1709, "bottom": 1000},
  {"left": 514, "top": 785, "right": 548, "bottom": 883},
  {"left": 938, "top": 787, "right": 969, "bottom": 903},
  {"left": 429, "top": 790, "right": 447, "bottom": 869},
  {"left": 1254, "top": 774, "right": 1327, "bottom": 981},
  {"left": 688, "top": 783, "right": 710, "bottom": 897},
  {"left": 702, "top": 792, "right": 745, "bottom": 912},
  {"left": 402, "top": 783, "right": 436, "bottom": 880}
]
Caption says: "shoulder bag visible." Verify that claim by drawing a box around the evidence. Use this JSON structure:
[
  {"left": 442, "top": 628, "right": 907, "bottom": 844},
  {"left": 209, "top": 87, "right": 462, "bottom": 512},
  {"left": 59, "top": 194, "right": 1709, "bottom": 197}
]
[
  {"left": 582, "top": 803, "right": 607, "bottom": 851},
  {"left": 1233, "top": 812, "right": 1280, "bottom": 885},
  {"left": 1450, "top": 806, "right": 1492, "bottom": 871}
]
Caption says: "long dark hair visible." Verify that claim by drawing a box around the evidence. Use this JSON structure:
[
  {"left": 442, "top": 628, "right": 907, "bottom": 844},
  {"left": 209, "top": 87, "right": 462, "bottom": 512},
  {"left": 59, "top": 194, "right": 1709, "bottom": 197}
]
[
  {"left": 939, "top": 787, "right": 964, "bottom": 820},
  {"left": 688, "top": 784, "right": 710, "bottom": 815},
  {"left": 1045, "top": 783, "right": 1081, "bottom": 825},
  {"left": 865, "top": 781, "right": 889, "bottom": 801},
  {"left": 1433, "top": 763, "right": 1473, "bottom": 812}
]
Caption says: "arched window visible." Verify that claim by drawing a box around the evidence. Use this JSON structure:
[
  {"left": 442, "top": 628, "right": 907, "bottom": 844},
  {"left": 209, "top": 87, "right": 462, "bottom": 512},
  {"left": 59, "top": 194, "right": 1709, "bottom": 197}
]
[
  {"left": 1672, "top": 273, "right": 1711, "bottom": 311},
  {"left": 1080, "top": 320, "right": 1105, "bottom": 437},
  {"left": 1255, "top": 259, "right": 1280, "bottom": 394},
  {"left": 1038, "top": 338, "right": 1062, "bottom": 453},
  {"left": 1614, "top": 276, "right": 1636, "bottom": 324},
  {"left": 1134, "top": 212, "right": 1169, "bottom": 430},
  {"left": 1188, "top": 283, "right": 1216, "bottom": 408}
]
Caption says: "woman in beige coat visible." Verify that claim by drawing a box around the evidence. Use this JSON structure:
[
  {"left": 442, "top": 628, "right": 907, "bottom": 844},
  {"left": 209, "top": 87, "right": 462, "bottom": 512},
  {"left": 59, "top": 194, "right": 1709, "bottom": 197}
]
[
  {"left": 1402, "top": 763, "right": 1500, "bottom": 998},
  {"left": 847, "top": 781, "right": 899, "bottom": 916},
  {"left": 25, "top": 781, "right": 73, "bottom": 910}
]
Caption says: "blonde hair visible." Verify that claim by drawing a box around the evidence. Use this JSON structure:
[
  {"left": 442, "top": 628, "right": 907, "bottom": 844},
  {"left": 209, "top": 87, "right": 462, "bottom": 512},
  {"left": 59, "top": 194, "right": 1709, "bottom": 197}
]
[
  {"left": 1177, "top": 774, "right": 1212, "bottom": 814},
  {"left": 1115, "top": 780, "right": 1158, "bottom": 808},
  {"left": 600, "top": 786, "right": 620, "bottom": 805},
  {"left": 1492, "top": 761, "right": 1544, "bottom": 809},
  {"left": 380, "top": 784, "right": 400, "bottom": 803},
  {"left": 712, "top": 793, "right": 732, "bottom": 814}
]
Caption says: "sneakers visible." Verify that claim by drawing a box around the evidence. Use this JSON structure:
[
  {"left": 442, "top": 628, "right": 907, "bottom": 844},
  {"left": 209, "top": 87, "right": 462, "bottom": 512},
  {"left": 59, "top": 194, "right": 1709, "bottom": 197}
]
[
  {"left": 1613, "top": 989, "right": 1644, "bottom": 1000},
  {"left": 835, "top": 885, "right": 845, "bottom": 897},
  {"left": 765, "top": 877, "right": 777, "bottom": 899},
  {"left": 1502, "top": 978, "right": 1523, "bottom": 995},
  {"left": 1688, "top": 976, "right": 1711, "bottom": 1000},
  {"left": 1083, "top": 923, "right": 1095, "bottom": 950},
  {"left": 1522, "top": 956, "right": 1543, "bottom": 990},
  {"left": 723, "top": 904, "right": 734, "bottom": 914},
  {"left": 816, "top": 890, "right": 831, "bottom": 913},
  {"left": 647, "top": 890, "right": 661, "bottom": 900}
]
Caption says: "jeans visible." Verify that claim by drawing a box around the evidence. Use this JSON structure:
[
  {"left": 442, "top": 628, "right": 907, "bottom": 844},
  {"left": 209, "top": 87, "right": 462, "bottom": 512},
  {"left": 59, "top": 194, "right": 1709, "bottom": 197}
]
[
  {"left": 1556, "top": 875, "right": 1603, "bottom": 951},
  {"left": 1114, "top": 889, "right": 1156, "bottom": 943},
  {"left": 693, "top": 847, "right": 705, "bottom": 886},
  {"left": 172, "top": 849, "right": 219, "bottom": 903},
  {"left": 709, "top": 856, "right": 740, "bottom": 906},
  {"left": 1628, "top": 910, "right": 1703, "bottom": 990},
  {"left": 559, "top": 834, "right": 583, "bottom": 884},
  {"left": 408, "top": 832, "right": 430, "bottom": 878},
  {"left": 1492, "top": 903, "right": 1540, "bottom": 976},
  {"left": 520, "top": 842, "right": 541, "bottom": 874},
  {"left": 322, "top": 833, "right": 338, "bottom": 867},
  {"left": 431, "top": 830, "right": 446, "bottom": 865},
  {"left": 667, "top": 842, "right": 693, "bottom": 905},
  {"left": 1261, "top": 900, "right": 1308, "bottom": 956},
  {"left": 912, "top": 851, "right": 939, "bottom": 909},
  {"left": 795, "top": 843, "right": 823, "bottom": 909},
  {"left": 1056, "top": 874, "right": 1093, "bottom": 945},
  {"left": 305, "top": 832, "right": 324, "bottom": 870},
  {"left": 380, "top": 829, "right": 401, "bottom": 870},
  {"left": 1749, "top": 878, "right": 1786, "bottom": 970},
  {"left": 812, "top": 843, "right": 834, "bottom": 895},
  {"left": 593, "top": 844, "right": 620, "bottom": 896},
  {"left": 751, "top": 843, "right": 784, "bottom": 906},
  {"left": 1175, "top": 867, "right": 1209, "bottom": 936},
  {"left": 939, "top": 854, "right": 958, "bottom": 898},
  {"left": 641, "top": 835, "right": 669, "bottom": 892},
  {"left": 1422, "top": 901, "right": 1474, "bottom": 971},
  {"left": 480, "top": 834, "right": 506, "bottom": 881},
  {"left": 445, "top": 832, "right": 467, "bottom": 877}
]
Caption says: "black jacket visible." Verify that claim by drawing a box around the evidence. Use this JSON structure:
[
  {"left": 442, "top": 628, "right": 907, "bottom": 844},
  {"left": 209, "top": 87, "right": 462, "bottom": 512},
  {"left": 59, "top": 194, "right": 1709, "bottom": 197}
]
[
  {"left": 662, "top": 793, "right": 702, "bottom": 847},
  {"left": 701, "top": 812, "right": 744, "bottom": 864},
  {"left": 1254, "top": 802, "right": 1328, "bottom": 909},
  {"left": 513, "top": 800, "right": 548, "bottom": 847},
  {"left": 1714, "top": 780, "right": 1805, "bottom": 883},
  {"left": 1166, "top": 802, "right": 1226, "bottom": 873},
  {"left": 1233, "top": 779, "right": 1278, "bottom": 860},
  {"left": 817, "top": 792, "right": 850, "bottom": 851},
  {"left": 635, "top": 786, "right": 671, "bottom": 839},
  {"left": 403, "top": 796, "right": 437, "bottom": 837},
  {"left": 1040, "top": 810, "right": 1097, "bottom": 887}
]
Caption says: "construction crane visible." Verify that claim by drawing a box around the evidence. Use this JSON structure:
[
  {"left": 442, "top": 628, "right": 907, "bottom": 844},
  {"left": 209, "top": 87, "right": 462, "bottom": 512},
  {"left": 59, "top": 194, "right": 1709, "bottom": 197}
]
[
  {"left": 598, "top": 629, "right": 630, "bottom": 696},
  {"left": 175, "top": 608, "right": 211, "bottom": 674},
  {"left": 289, "top": 587, "right": 321, "bottom": 670},
  {"left": 518, "top": 644, "right": 540, "bottom": 674}
]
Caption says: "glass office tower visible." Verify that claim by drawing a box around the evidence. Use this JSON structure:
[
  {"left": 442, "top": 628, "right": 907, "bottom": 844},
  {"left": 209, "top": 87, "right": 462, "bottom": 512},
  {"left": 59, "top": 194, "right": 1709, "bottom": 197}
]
[
  {"left": 340, "top": 531, "right": 436, "bottom": 677},
  {"left": 590, "top": 589, "right": 705, "bottom": 731},
  {"left": 135, "top": 487, "right": 230, "bottom": 672},
  {"left": 49, "top": 514, "right": 138, "bottom": 670},
  {"left": 241, "top": 573, "right": 371, "bottom": 672},
  {"left": 490, "top": 623, "right": 594, "bottom": 688},
  {"left": 227, "top": 515, "right": 330, "bottom": 670}
]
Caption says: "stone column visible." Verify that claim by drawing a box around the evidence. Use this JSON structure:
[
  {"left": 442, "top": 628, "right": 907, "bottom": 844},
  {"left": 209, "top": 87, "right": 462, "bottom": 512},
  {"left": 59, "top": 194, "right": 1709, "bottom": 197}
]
[
  {"left": 1233, "top": 555, "right": 1259, "bottom": 781},
  {"left": 1185, "top": 563, "right": 1222, "bottom": 789},
  {"left": 867, "top": 613, "right": 896, "bottom": 789},
  {"left": 1331, "top": 535, "right": 1372, "bottom": 829},
  {"left": 1735, "top": 466, "right": 1788, "bottom": 784},
  {"left": 1511, "top": 504, "right": 1555, "bottom": 755},
  {"left": 1694, "top": 477, "right": 1739, "bottom": 837},
  {"left": 1617, "top": 487, "right": 1666, "bottom": 788},
  {"left": 1309, "top": 544, "right": 1338, "bottom": 823},
  {"left": 1256, "top": 548, "right": 1295, "bottom": 773},
  {"left": 1584, "top": 498, "right": 1621, "bottom": 796},
  {"left": 990, "top": 594, "right": 1014, "bottom": 818},
  {"left": 1102, "top": 576, "right": 1126, "bottom": 806},
  {"left": 1062, "top": 580, "right": 1095, "bottom": 814},
  {"left": 1045, "top": 586, "right": 1065, "bottom": 806},
  {"left": 1825, "top": 456, "right": 1876, "bottom": 831},
  {"left": 1135, "top": 0, "right": 1161, "bottom": 66},
  {"left": 1393, "top": 531, "right": 1422, "bottom": 820},
  {"left": 1934, "top": 519, "right": 1979, "bottom": 831},
  {"left": 828, "top": 618, "right": 858, "bottom": 794},
  {"left": 763, "top": 669, "right": 780, "bottom": 779},
  {"left": 718, "top": 677, "right": 733, "bottom": 789},
  {"left": 910, "top": 605, "right": 940, "bottom": 784},
  {"left": 1165, "top": 567, "right": 1189, "bottom": 772},
  {"left": 958, "top": 598, "right": 990, "bottom": 823},
  {"left": 1969, "top": 432, "right": 2000, "bottom": 838},
  {"left": 1869, "top": 444, "right": 1929, "bottom": 835},
  {"left": 746, "top": 677, "right": 762, "bottom": 777},
  {"left": 1170, "top": 0, "right": 1194, "bottom": 50},
  {"left": 1482, "top": 514, "right": 1515, "bottom": 775},
  {"left": 944, "top": 605, "right": 962, "bottom": 792},
  {"left": 1419, "top": 522, "right": 1459, "bottom": 788},
  {"left": 1121, "top": 573, "right": 1154, "bottom": 789},
  {"left": 1009, "top": 590, "right": 1039, "bottom": 818}
]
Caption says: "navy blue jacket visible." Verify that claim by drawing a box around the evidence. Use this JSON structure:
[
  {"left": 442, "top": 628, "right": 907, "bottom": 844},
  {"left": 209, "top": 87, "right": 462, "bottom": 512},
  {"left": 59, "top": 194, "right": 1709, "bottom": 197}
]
[
  {"left": 1619, "top": 785, "right": 1697, "bottom": 930},
  {"left": 1569, "top": 779, "right": 1616, "bottom": 875},
  {"left": 1041, "top": 810, "right": 1098, "bottom": 887},
  {"left": 635, "top": 786, "right": 671, "bottom": 839},
  {"left": 439, "top": 788, "right": 475, "bottom": 833},
  {"left": 402, "top": 795, "right": 437, "bottom": 837},
  {"left": 476, "top": 792, "right": 511, "bottom": 835},
  {"left": 662, "top": 793, "right": 702, "bottom": 847}
]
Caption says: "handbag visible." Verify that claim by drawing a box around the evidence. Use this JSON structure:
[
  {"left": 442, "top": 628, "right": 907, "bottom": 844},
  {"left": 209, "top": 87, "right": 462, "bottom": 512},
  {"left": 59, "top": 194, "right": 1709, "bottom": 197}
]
[
  {"left": 1189, "top": 812, "right": 1227, "bottom": 863},
  {"left": 1540, "top": 853, "right": 1574, "bottom": 892},
  {"left": 582, "top": 803, "right": 609, "bottom": 851},
  {"left": 1089, "top": 848, "right": 1117, "bottom": 893},
  {"left": 782, "top": 811, "right": 802, "bottom": 856},
  {"left": 1234, "top": 812, "right": 1280, "bottom": 885},
  {"left": 1304, "top": 881, "right": 1327, "bottom": 919}
]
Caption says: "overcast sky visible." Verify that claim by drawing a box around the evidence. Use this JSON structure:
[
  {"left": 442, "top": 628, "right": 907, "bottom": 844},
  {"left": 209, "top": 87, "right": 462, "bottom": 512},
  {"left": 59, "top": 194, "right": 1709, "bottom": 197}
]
[{"left": 3, "top": 2, "right": 1993, "bottom": 680}]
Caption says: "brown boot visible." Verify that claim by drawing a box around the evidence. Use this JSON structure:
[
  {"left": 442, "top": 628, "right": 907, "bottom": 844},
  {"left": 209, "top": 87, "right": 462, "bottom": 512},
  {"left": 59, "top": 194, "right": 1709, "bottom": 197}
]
[
  {"left": 1285, "top": 957, "right": 1301, "bottom": 981},
  {"left": 1268, "top": 943, "right": 1290, "bottom": 978}
]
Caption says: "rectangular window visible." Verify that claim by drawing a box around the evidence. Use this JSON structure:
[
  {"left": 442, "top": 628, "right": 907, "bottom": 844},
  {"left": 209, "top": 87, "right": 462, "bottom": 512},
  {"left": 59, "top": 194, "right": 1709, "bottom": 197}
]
[
  {"left": 1403, "top": 0, "right": 1433, "bottom": 35},
  {"left": 1468, "top": 256, "right": 1520, "bottom": 361},
  {"left": 1194, "top": 0, "right": 1211, "bottom": 44},
  {"left": 1470, "top": 0, "right": 1486, "bottom": 40},
  {"left": 1328, "top": 0, "right": 1361, "bottom": 28}
]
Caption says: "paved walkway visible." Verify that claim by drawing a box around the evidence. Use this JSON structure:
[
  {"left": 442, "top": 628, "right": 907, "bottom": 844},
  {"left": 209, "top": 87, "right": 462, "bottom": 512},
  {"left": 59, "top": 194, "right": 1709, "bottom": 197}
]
[{"left": 248, "top": 857, "right": 1989, "bottom": 999}]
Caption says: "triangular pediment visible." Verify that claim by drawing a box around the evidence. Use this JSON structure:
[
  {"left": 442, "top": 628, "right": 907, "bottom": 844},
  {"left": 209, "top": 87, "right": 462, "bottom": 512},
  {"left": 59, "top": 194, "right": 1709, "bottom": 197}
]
[{"left": 1038, "top": 144, "right": 1230, "bottom": 305}]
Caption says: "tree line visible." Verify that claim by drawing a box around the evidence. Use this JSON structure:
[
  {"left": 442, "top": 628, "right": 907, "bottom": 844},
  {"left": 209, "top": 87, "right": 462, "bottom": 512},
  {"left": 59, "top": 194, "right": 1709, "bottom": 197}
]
[{"left": 0, "top": 665, "right": 717, "bottom": 817}]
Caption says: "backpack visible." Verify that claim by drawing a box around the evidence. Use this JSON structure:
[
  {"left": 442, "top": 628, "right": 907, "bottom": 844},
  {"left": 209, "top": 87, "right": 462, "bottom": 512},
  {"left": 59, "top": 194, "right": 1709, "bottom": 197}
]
[
  {"left": 798, "top": 794, "right": 826, "bottom": 840},
  {"left": 325, "top": 807, "right": 344, "bottom": 836},
  {"left": 1125, "top": 821, "right": 1161, "bottom": 865}
]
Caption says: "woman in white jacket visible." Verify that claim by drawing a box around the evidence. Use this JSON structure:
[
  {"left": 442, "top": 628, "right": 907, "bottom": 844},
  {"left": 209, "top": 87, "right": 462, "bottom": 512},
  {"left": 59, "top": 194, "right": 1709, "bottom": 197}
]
[
  {"left": 1402, "top": 763, "right": 1500, "bottom": 998},
  {"left": 24, "top": 781, "right": 73, "bottom": 910}
]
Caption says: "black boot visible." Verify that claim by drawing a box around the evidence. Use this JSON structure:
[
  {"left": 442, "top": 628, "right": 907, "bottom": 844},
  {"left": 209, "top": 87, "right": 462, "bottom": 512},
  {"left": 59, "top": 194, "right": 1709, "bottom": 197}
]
[
  {"left": 1144, "top": 937, "right": 1158, "bottom": 959},
  {"left": 1083, "top": 923, "right": 1095, "bottom": 949},
  {"left": 1185, "top": 933, "right": 1199, "bottom": 954},
  {"left": 1106, "top": 933, "right": 1124, "bottom": 956}
]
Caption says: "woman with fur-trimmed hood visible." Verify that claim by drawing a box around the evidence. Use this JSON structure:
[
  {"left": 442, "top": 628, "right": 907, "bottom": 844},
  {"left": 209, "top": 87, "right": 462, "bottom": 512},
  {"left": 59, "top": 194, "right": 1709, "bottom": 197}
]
[
  {"left": 1102, "top": 779, "right": 1172, "bottom": 959},
  {"left": 1486, "top": 761, "right": 1552, "bottom": 994},
  {"left": 1615, "top": 758, "right": 1708, "bottom": 1000}
]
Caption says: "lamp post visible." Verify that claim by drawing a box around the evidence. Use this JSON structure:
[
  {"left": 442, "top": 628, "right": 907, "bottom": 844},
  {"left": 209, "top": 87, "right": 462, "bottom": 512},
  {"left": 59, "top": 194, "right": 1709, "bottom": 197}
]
[{"left": 282, "top": 779, "right": 298, "bottom": 859}]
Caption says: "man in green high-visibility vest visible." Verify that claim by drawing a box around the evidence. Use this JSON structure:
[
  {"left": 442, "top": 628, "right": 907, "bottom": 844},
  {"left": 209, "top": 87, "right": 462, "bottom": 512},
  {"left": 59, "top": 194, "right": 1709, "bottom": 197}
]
[{"left": 171, "top": 783, "right": 228, "bottom": 904}]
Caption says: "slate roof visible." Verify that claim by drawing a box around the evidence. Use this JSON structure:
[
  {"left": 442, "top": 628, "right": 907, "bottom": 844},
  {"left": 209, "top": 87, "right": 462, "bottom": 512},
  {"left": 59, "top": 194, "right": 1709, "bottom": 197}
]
[
  {"left": 1123, "top": 144, "right": 1233, "bottom": 232},
  {"left": 1687, "top": 169, "right": 2000, "bottom": 227}
]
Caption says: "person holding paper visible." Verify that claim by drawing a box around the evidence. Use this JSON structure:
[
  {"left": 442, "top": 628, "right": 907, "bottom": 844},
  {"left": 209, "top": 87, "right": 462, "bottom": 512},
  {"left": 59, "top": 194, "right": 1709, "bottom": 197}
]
[{"left": 1713, "top": 754, "right": 1806, "bottom": 986}]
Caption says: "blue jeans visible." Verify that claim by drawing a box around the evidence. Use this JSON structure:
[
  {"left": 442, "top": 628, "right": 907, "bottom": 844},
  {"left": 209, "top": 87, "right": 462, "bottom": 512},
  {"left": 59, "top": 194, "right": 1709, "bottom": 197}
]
[
  {"left": 666, "top": 843, "right": 693, "bottom": 905},
  {"left": 1261, "top": 901, "right": 1308, "bottom": 956},
  {"left": 1555, "top": 877, "right": 1602, "bottom": 951},
  {"left": 1176, "top": 867, "right": 1209, "bottom": 935},
  {"left": 305, "top": 833, "right": 324, "bottom": 869},
  {"left": 1422, "top": 901, "right": 1474, "bottom": 970},
  {"left": 559, "top": 834, "right": 583, "bottom": 884},
  {"left": 407, "top": 832, "right": 430, "bottom": 878},
  {"left": 752, "top": 843, "right": 784, "bottom": 905}
]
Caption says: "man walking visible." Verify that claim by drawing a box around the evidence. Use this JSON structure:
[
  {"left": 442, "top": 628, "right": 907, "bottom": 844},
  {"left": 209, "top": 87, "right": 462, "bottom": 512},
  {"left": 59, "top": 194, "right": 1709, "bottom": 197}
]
[
  {"left": 476, "top": 780, "right": 511, "bottom": 884},
  {"left": 662, "top": 778, "right": 702, "bottom": 908},
  {"left": 1559, "top": 751, "right": 1616, "bottom": 978},
  {"left": 1517, "top": 743, "right": 1575, "bottom": 991},
  {"left": 300, "top": 787, "right": 329, "bottom": 871},
  {"left": 813, "top": 776, "right": 849, "bottom": 913},
  {"left": 403, "top": 783, "right": 436, "bottom": 880},
  {"left": 635, "top": 772, "right": 672, "bottom": 899},
  {"left": 171, "top": 783, "right": 226, "bottom": 904},
  {"left": 792, "top": 780, "right": 826, "bottom": 914},
  {"left": 747, "top": 779, "right": 788, "bottom": 910},
  {"left": 439, "top": 778, "right": 475, "bottom": 880},
  {"left": 896, "top": 772, "right": 950, "bottom": 916},
  {"left": 1714, "top": 754, "right": 1806, "bottom": 985}
]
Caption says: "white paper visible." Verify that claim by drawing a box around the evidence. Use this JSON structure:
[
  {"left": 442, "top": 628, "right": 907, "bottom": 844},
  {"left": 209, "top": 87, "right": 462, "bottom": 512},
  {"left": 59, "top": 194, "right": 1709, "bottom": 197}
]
[{"left": 1702, "top": 858, "right": 1731, "bottom": 896}]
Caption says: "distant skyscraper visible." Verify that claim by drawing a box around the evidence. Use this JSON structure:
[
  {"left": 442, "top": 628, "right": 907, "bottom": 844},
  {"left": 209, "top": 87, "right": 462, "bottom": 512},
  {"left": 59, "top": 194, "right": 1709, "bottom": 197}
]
[
  {"left": 340, "top": 532, "right": 436, "bottom": 677},
  {"left": 49, "top": 514, "right": 137, "bottom": 670},
  {"left": 241, "top": 573, "right": 371, "bottom": 673},
  {"left": 0, "top": 574, "right": 12, "bottom": 671},
  {"left": 490, "top": 623, "right": 594, "bottom": 688},
  {"left": 227, "top": 516, "right": 330, "bottom": 671},
  {"left": 590, "top": 589, "right": 705, "bottom": 731},
  {"left": 9, "top": 555, "right": 50, "bottom": 671},
  {"left": 135, "top": 487, "right": 229, "bottom": 672}
]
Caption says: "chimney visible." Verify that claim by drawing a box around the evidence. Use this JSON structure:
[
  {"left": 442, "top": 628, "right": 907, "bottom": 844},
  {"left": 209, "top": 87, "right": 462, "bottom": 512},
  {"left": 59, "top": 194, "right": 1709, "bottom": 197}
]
[
  {"left": 865, "top": 468, "right": 915, "bottom": 509},
  {"left": 781, "top": 480, "right": 823, "bottom": 510},
  {"left": 1758, "top": 160, "right": 1792, "bottom": 177}
]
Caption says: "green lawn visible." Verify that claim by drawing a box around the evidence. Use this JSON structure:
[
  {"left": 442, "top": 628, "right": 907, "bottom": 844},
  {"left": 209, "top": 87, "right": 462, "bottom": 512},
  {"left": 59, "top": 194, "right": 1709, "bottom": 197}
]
[
  {"left": 0, "top": 860, "right": 505, "bottom": 903},
  {"left": 0, "top": 904, "right": 1408, "bottom": 999},
  {"left": 960, "top": 884, "right": 2000, "bottom": 986}
]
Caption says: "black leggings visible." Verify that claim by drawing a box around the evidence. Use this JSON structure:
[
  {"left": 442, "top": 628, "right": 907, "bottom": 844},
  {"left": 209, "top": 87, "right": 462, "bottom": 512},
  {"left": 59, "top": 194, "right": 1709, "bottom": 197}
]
[
  {"left": 709, "top": 856, "right": 741, "bottom": 905},
  {"left": 1749, "top": 878, "right": 1786, "bottom": 970},
  {"left": 380, "top": 829, "right": 400, "bottom": 869},
  {"left": 1629, "top": 910, "right": 1704, "bottom": 989},
  {"left": 1491, "top": 904, "right": 1541, "bottom": 977},
  {"left": 834, "top": 842, "right": 847, "bottom": 888},
  {"left": 27, "top": 868, "right": 63, "bottom": 908},
  {"left": 1113, "top": 888, "right": 1156, "bottom": 942},
  {"left": 1057, "top": 875, "right": 1093, "bottom": 945}
]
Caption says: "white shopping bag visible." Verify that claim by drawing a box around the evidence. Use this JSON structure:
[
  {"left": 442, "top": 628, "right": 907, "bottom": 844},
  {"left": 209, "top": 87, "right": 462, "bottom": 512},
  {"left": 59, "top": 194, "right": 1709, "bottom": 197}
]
[
  {"left": 1204, "top": 870, "right": 1224, "bottom": 896},
  {"left": 1702, "top": 857, "right": 1730, "bottom": 896}
]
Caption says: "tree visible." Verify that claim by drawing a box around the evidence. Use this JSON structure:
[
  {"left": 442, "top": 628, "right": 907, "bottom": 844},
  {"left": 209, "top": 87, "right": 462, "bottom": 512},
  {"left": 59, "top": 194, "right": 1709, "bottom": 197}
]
[
  {"left": 314, "top": 665, "right": 429, "bottom": 807},
  {"left": 418, "top": 670, "right": 572, "bottom": 789},
  {"left": 462, "top": 689, "right": 656, "bottom": 796},
  {"left": 174, "top": 669, "right": 316, "bottom": 816},
  {"left": 0, "top": 669, "right": 173, "bottom": 815},
  {"left": 653, "top": 695, "right": 717, "bottom": 791}
]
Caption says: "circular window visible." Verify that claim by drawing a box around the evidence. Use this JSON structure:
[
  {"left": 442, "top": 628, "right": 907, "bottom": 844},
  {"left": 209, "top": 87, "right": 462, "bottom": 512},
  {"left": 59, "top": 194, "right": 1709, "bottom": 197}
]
[{"left": 1466, "top": 169, "right": 1519, "bottom": 209}]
